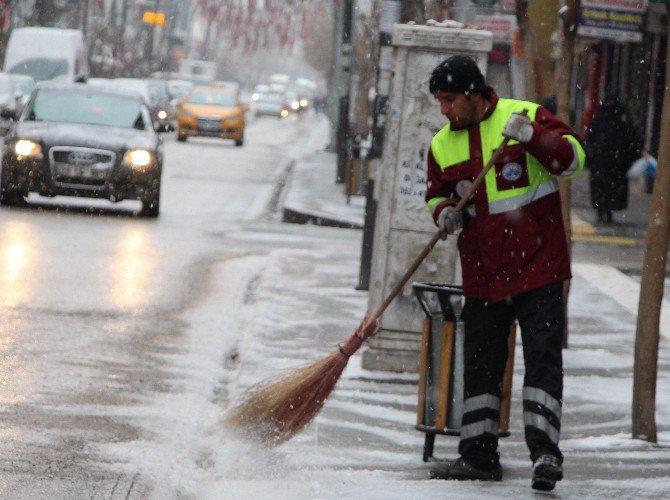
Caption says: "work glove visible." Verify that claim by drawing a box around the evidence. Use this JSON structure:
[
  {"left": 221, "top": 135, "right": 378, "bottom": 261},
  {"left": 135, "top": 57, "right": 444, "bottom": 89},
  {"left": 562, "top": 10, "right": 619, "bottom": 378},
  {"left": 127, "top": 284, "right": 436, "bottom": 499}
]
[
  {"left": 437, "top": 206, "right": 462, "bottom": 240},
  {"left": 503, "top": 112, "right": 534, "bottom": 143}
]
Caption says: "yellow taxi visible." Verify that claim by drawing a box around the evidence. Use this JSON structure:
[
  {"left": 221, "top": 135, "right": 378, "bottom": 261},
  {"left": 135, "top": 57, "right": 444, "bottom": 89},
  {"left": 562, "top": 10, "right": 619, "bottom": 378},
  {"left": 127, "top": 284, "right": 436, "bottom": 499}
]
[{"left": 176, "top": 86, "right": 247, "bottom": 146}]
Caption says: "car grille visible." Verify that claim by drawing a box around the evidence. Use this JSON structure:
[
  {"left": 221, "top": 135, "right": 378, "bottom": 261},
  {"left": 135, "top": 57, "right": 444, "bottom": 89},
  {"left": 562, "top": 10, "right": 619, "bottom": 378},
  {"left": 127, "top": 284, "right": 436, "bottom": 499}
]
[
  {"left": 49, "top": 147, "right": 116, "bottom": 189},
  {"left": 198, "top": 118, "right": 221, "bottom": 132}
]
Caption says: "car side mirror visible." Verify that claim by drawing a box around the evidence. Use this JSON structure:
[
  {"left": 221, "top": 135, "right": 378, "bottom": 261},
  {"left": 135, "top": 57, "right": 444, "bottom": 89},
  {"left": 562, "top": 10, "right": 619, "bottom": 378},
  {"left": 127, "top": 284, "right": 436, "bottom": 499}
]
[
  {"left": 241, "top": 103, "right": 250, "bottom": 113},
  {"left": 1, "top": 108, "right": 17, "bottom": 120}
]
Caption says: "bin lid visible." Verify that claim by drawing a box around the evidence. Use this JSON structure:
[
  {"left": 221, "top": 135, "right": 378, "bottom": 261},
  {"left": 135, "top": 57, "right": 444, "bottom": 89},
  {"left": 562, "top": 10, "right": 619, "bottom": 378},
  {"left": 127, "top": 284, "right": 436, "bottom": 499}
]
[{"left": 412, "top": 282, "right": 463, "bottom": 321}]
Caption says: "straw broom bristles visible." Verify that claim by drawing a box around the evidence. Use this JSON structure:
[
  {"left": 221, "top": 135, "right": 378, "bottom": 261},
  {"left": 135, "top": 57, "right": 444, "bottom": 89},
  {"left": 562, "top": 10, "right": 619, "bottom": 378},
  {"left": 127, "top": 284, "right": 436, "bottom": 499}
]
[{"left": 224, "top": 318, "right": 377, "bottom": 446}]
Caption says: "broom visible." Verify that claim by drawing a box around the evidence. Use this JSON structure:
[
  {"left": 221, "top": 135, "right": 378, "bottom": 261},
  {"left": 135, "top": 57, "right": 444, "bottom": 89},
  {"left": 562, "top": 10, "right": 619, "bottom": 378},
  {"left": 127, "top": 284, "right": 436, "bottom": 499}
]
[{"left": 224, "top": 112, "right": 526, "bottom": 446}]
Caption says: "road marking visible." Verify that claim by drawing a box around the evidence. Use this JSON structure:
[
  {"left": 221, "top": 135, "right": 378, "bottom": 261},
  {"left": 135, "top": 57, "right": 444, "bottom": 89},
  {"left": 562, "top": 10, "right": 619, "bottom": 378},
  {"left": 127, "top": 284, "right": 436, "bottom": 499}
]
[
  {"left": 572, "top": 234, "right": 640, "bottom": 246},
  {"left": 571, "top": 212, "right": 596, "bottom": 236},
  {"left": 572, "top": 263, "right": 670, "bottom": 340}
]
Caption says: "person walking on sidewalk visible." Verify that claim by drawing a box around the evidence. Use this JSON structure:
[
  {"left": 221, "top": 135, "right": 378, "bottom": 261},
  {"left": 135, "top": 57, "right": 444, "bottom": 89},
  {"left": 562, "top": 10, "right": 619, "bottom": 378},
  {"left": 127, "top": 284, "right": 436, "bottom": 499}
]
[
  {"left": 424, "top": 55, "right": 585, "bottom": 491},
  {"left": 584, "top": 95, "right": 642, "bottom": 223}
]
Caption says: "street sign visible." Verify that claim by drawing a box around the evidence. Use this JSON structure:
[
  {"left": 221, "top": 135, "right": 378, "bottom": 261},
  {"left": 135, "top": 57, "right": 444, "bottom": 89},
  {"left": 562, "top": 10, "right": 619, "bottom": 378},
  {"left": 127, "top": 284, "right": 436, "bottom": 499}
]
[{"left": 142, "top": 11, "right": 166, "bottom": 26}]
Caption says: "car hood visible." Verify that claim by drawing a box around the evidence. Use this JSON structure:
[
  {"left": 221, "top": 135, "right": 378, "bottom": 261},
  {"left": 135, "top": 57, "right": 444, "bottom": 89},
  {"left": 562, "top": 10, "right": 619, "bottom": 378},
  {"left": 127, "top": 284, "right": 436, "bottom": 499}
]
[
  {"left": 11, "top": 121, "right": 158, "bottom": 150},
  {"left": 182, "top": 103, "right": 242, "bottom": 119}
]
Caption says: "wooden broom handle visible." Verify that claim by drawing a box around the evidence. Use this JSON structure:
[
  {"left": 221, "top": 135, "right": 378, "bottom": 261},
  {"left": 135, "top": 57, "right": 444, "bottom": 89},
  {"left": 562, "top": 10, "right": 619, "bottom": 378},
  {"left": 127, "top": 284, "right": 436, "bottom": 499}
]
[{"left": 368, "top": 109, "right": 528, "bottom": 323}]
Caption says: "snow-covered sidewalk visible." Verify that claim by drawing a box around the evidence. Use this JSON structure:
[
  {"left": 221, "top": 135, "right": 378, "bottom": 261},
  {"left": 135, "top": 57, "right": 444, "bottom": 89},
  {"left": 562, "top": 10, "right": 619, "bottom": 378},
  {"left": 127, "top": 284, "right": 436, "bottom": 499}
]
[{"left": 181, "top": 221, "right": 670, "bottom": 499}]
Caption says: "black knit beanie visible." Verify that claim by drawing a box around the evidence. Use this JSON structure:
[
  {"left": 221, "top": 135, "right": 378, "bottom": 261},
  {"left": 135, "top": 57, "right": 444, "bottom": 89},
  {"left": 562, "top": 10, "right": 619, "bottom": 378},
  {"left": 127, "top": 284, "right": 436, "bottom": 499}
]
[{"left": 429, "top": 55, "right": 487, "bottom": 95}]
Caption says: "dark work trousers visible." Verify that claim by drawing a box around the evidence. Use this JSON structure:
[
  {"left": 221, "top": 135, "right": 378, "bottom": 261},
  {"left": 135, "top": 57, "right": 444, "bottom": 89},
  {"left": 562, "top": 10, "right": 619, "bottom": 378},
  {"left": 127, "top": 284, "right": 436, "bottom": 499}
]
[{"left": 458, "top": 282, "right": 564, "bottom": 470}]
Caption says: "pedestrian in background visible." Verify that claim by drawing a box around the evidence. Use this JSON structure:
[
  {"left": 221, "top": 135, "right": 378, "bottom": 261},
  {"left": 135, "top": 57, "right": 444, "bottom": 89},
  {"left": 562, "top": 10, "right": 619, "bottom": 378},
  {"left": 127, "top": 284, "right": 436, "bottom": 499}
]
[
  {"left": 585, "top": 96, "right": 642, "bottom": 223},
  {"left": 424, "top": 55, "right": 585, "bottom": 492}
]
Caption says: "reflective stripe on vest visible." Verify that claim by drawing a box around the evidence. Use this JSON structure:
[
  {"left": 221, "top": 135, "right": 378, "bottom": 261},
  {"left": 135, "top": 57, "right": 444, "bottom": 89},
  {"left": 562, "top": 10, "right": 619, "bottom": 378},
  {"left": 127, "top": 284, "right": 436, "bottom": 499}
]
[{"left": 429, "top": 99, "right": 583, "bottom": 215}]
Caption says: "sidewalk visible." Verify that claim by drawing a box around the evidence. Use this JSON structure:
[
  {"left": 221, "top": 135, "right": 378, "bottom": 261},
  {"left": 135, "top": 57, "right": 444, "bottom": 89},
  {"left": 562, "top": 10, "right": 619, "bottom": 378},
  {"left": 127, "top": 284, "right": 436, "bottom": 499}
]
[{"left": 215, "top": 119, "right": 670, "bottom": 499}]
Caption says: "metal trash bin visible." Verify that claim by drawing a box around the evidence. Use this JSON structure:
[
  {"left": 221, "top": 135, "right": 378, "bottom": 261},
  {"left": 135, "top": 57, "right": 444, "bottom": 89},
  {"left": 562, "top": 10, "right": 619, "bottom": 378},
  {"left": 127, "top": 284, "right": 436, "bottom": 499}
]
[{"left": 413, "top": 283, "right": 516, "bottom": 462}]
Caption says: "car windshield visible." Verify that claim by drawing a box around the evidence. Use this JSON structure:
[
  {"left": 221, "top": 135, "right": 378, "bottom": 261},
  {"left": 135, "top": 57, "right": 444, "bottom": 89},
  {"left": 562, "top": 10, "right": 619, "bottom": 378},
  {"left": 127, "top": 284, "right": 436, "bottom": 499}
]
[
  {"left": 259, "top": 95, "right": 282, "bottom": 104},
  {"left": 26, "top": 89, "right": 145, "bottom": 129},
  {"left": 8, "top": 58, "right": 68, "bottom": 81},
  {"left": 187, "top": 90, "right": 236, "bottom": 107}
]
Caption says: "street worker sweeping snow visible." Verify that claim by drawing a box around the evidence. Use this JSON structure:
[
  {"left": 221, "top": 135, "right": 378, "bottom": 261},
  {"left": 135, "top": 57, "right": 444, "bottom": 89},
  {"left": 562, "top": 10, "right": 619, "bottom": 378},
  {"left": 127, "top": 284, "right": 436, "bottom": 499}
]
[{"left": 425, "top": 55, "right": 585, "bottom": 491}]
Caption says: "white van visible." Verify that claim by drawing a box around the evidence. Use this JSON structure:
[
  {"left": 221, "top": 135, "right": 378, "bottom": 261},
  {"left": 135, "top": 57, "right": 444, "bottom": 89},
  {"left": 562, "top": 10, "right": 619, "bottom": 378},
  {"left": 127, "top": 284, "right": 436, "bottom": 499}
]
[{"left": 3, "top": 27, "right": 89, "bottom": 83}]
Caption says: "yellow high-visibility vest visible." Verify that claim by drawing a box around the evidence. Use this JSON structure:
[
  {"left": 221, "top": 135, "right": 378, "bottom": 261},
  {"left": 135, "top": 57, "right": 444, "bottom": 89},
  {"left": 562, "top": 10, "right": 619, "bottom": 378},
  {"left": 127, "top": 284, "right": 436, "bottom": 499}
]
[{"left": 427, "top": 99, "right": 584, "bottom": 217}]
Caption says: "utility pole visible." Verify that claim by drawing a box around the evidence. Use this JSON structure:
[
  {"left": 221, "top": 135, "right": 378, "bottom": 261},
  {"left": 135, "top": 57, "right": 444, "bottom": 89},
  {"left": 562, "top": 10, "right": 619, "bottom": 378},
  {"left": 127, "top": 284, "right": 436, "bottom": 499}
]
[
  {"left": 335, "top": 0, "right": 354, "bottom": 184},
  {"left": 555, "top": 0, "right": 580, "bottom": 348},
  {"left": 632, "top": 0, "right": 670, "bottom": 443}
]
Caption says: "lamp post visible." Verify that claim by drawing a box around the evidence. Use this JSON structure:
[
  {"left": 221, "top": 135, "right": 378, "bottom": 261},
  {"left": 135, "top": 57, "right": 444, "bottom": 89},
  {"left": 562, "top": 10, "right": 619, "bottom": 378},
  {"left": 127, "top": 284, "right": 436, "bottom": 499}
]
[{"left": 335, "top": 0, "right": 354, "bottom": 184}]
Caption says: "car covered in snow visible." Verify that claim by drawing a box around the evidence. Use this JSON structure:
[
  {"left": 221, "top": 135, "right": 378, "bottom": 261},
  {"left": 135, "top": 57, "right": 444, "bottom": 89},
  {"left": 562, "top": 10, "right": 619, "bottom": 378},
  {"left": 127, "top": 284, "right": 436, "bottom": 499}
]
[{"left": 0, "top": 83, "right": 163, "bottom": 216}]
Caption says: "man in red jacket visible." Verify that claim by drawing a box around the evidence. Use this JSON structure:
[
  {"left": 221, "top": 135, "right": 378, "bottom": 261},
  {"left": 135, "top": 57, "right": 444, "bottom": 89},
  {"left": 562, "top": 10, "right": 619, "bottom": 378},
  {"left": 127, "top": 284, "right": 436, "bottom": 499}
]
[{"left": 425, "top": 55, "right": 584, "bottom": 492}]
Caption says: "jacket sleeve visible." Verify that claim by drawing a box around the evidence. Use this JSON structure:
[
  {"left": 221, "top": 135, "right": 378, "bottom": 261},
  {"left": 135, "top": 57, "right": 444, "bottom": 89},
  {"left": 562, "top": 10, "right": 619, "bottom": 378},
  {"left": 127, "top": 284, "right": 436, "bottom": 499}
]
[
  {"left": 425, "top": 146, "right": 458, "bottom": 224},
  {"left": 525, "top": 107, "right": 585, "bottom": 179}
]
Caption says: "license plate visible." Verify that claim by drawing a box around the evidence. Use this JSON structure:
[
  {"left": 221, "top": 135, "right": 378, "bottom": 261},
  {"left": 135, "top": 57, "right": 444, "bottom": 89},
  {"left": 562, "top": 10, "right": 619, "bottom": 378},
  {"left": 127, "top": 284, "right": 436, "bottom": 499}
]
[
  {"left": 199, "top": 120, "right": 220, "bottom": 131},
  {"left": 58, "top": 164, "right": 106, "bottom": 179}
]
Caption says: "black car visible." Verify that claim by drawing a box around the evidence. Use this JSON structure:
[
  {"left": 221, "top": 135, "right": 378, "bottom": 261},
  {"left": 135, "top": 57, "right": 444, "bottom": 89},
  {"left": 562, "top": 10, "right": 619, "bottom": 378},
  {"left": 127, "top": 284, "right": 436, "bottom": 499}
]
[{"left": 0, "top": 83, "right": 163, "bottom": 217}]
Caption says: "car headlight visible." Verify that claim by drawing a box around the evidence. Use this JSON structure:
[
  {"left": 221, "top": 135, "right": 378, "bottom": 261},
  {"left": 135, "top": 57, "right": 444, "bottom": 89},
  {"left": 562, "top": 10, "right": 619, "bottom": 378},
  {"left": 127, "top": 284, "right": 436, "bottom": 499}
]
[
  {"left": 157, "top": 110, "right": 168, "bottom": 120},
  {"left": 291, "top": 101, "right": 300, "bottom": 110},
  {"left": 226, "top": 115, "right": 241, "bottom": 123},
  {"left": 299, "top": 99, "right": 308, "bottom": 107},
  {"left": 179, "top": 110, "right": 195, "bottom": 120},
  {"left": 280, "top": 109, "right": 289, "bottom": 118},
  {"left": 123, "top": 149, "right": 153, "bottom": 169},
  {"left": 14, "top": 139, "right": 42, "bottom": 158}
]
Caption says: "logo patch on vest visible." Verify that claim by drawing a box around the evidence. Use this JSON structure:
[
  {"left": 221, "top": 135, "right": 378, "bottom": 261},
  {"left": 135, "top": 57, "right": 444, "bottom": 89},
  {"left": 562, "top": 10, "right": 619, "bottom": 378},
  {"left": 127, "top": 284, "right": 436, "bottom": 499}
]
[
  {"left": 501, "top": 162, "right": 523, "bottom": 182},
  {"left": 455, "top": 180, "right": 473, "bottom": 198}
]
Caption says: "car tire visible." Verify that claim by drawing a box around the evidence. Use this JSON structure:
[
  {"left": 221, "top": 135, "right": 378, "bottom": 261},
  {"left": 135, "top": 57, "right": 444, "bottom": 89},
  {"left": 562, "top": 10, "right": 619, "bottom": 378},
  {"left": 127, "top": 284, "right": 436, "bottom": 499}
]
[
  {"left": 235, "top": 136, "right": 244, "bottom": 147},
  {"left": 177, "top": 134, "right": 187, "bottom": 142},
  {"left": 0, "top": 168, "right": 25, "bottom": 206},
  {"left": 140, "top": 194, "right": 160, "bottom": 217},
  {"left": 140, "top": 178, "right": 161, "bottom": 218}
]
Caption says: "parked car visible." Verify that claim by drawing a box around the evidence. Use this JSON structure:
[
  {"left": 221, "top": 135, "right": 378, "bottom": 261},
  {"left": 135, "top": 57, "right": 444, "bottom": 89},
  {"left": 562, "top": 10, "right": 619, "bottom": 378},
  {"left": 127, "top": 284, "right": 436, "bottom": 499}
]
[
  {"left": 176, "top": 85, "right": 247, "bottom": 145},
  {"left": 0, "top": 72, "right": 19, "bottom": 134},
  {"left": 0, "top": 83, "right": 163, "bottom": 217}
]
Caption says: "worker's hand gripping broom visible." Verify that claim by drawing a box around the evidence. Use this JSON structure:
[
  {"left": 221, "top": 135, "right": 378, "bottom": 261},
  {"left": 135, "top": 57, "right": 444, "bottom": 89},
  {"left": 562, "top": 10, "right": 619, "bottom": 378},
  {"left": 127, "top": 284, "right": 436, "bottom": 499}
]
[{"left": 224, "top": 110, "right": 528, "bottom": 446}]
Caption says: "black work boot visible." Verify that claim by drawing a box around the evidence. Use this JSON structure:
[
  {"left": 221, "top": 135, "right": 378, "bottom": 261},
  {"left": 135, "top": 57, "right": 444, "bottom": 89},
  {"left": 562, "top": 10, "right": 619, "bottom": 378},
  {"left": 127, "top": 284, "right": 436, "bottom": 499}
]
[
  {"left": 532, "top": 454, "right": 563, "bottom": 491},
  {"left": 430, "top": 457, "right": 502, "bottom": 481}
]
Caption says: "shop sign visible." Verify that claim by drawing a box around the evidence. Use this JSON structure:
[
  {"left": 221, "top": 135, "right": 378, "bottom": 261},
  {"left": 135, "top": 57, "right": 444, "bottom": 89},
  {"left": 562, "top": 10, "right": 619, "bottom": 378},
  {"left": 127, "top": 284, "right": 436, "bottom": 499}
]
[
  {"left": 578, "top": 0, "right": 648, "bottom": 42},
  {"left": 474, "top": 14, "right": 518, "bottom": 44}
]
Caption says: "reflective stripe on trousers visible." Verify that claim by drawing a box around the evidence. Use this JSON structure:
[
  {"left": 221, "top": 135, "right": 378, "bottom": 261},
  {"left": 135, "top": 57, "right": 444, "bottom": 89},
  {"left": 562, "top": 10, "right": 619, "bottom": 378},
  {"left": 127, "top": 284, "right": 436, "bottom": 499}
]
[
  {"left": 523, "top": 386, "right": 562, "bottom": 444},
  {"left": 460, "top": 393, "right": 500, "bottom": 439}
]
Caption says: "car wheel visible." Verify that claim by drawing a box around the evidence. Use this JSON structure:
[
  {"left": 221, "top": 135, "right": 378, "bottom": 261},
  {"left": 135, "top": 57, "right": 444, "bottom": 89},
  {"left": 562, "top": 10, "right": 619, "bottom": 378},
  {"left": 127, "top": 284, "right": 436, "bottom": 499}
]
[
  {"left": 177, "top": 134, "right": 187, "bottom": 142},
  {"left": 235, "top": 136, "right": 244, "bottom": 147}
]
